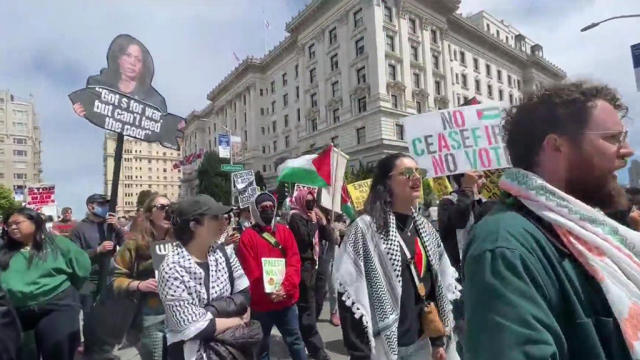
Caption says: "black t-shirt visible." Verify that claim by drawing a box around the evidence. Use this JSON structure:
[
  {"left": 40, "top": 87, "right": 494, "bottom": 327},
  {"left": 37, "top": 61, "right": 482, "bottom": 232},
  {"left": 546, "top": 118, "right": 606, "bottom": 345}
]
[
  {"left": 394, "top": 212, "right": 432, "bottom": 347},
  {"left": 196, "top": 260, "right": 210, "bottom": 302}
]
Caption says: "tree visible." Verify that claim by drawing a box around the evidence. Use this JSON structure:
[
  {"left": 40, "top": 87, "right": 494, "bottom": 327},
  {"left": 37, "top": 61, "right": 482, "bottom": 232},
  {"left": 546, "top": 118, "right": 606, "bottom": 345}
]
[
  {"left": 0, "top": 185, "right": 19, "bottom": 220},
  {"left": 255, "top": 171, "right": 267, "bottom": 191},
  {"left": 344, "top": 161, "right": 375, "bottom": 184},
  {"left": 422, "top": 178, "right": 437, "bottom": 209},
  {"left": 197, "top": 151, "right": 232, "bottom": 205},
  {"left": 136, "top": 189, "right": 154, "bottom": 209}
]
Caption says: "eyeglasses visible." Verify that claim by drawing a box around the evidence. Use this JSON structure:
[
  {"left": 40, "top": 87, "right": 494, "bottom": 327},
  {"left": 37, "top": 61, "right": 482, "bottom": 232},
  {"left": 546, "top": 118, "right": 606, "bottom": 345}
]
[
  {"left": 5, "top": 220, "right": 26, "bottom": 228},
  {"left": 584, "top": 128, "right": 628, "bottom": 147},
  {"left": 390, "top": 167, "right": 427, "bottom": 180},
  {"left": 153, "top": 204, "right": 170, "bottom": 212}
]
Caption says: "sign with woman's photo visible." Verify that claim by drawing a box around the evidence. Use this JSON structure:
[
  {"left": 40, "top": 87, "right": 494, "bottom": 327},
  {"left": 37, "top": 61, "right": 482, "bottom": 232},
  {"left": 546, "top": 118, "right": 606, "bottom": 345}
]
[{"left": 69, "top": 34, "right": 184, "bottom": 150}]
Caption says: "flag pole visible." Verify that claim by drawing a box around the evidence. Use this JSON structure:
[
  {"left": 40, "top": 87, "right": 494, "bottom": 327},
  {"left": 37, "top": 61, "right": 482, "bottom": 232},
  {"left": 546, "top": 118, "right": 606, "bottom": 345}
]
[{"left": 330, "top": 145, "right": 338, "bottom": 223}]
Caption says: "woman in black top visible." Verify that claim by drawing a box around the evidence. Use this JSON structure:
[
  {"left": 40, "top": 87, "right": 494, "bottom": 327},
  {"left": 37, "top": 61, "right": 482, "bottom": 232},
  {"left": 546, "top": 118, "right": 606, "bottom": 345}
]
[{"left": 334, "top": 153, "right": 460, "bottom": 360}]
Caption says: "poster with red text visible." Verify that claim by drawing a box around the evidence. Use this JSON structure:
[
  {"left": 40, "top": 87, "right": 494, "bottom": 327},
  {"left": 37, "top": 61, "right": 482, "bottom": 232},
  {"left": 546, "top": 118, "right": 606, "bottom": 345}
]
[
  {"left": 26, "top": 184, "right": 56, "bottom": 212},
  {"left": 404, "top": 103, "right": 511, "bottom": 178}
]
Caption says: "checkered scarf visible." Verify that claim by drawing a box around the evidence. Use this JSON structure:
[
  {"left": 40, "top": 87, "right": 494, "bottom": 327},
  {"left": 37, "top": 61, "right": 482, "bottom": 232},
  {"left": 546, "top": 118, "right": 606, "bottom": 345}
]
[{"left": 334, "top": 211, "right": 460, "bottom": 359}]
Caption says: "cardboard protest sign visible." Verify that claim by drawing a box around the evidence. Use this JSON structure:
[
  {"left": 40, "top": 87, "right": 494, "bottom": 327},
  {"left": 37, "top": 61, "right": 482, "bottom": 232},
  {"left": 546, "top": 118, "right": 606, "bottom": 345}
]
[
  {"left": 346, "top": 179, "right": 372, "bottom": 211},
  {"left": 405, "top": 104, "right": 511, "bottom": 178},
  {"left": 26, "top": 185, "right": 56, "bottom": 212},
  {"left": 427, "top": 177, "right": 453, "bottom": 199},
  {"left": 232, "top": 170, "right": 257, "bottom": 207},
  {"left": 262, "top": 258, "right": 286, "bottom": 293},
  {"left": 69, "top": 34, "right": 183, "bottom": 150},
  {"left": 151, "top": 240, "right": 177, "bottom": 278},
  {"left": 481, "top": 169, "right": 506, "bottom": 200}
]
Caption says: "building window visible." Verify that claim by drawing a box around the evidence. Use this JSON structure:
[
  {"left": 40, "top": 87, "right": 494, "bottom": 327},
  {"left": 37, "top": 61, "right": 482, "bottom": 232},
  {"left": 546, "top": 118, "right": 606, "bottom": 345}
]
[
  {"left": 331, "top": 81, "right": 340, "bottom": 98},
  {"left": 391, "top": 94, "right": 398, "bottom": 109},
  {"left": 459, "top": 50, "right": 466, "bottom": 66},
  {"left": 455, "top": 73, "right": 460, "bottom": 84},
  {"left": 413, "top": 73, "right": 421, "bottom": 88},
  {"left": 282, "top": 73, "right": 288, "bottom": 86},
  {"left": 461, "top": 73, "right": 468, "bottom": 89},
  {"left": 496, "top": 29, "right": 501, "bottom": 38},
  {"left": 329, "top": 27, "right": 337, "bottom": 45},
  {"left": 271, "top": 80, "right": 275, "bottom": 93},
  {"left": 331, "top": 136, "right": 339, "bottom": 148},
  {"left": 355, "top": 37, "right": 365, "bottom": 57},
  {"left": 497, "top": 69, "right": 503, "bottom": 82},
  {"left": 311, "top": 93, "right": 318, "bottom": 108},
  {"left": 385, "top": 34, "right": 395, "bottom": 52},
  {"left": 416, "top": 101, "right": 422, "bottom": 113},
  {"left": 354, "top": 8, "right": 364, "bottom": 28},
  {"left": 357, "top": 97, "right": 367, "bottom": 113},
  {"left": 383, "top": 3, "right": 393, "bottom": 23},
  {"left": 13, "top": 173, "right": 27, "bottom": 180},
  {"left": 262, "top": 145, "right": 266, "bottom": 154},
  {"left": 509, "top": 93, "right": 514, "bottom": 105},
  {"left": 13, "top": 138, "right": 27, "bottom": 145},
  {"left": 311, "top": 118, "right": 318, "bottom": 131},
  {"left": 507, "top": 74, "right": 513, "bottom": 88},
  {"left": 297, "top": 108, "right": 301, "bottom": 122},
  {"left": 272, "top": 120, "right": 277, "bottom": 133},
  {"left": 271, "top": 101, "right": 275, "bottom": 113},
  {"left": 283, "top": 93, "right": 288, "bottom": 107},
  {"left": 395, "top": 123, "right": 404, "bottom": 140},
  {"left": 432, "top": 54, "right": 440, "bottom": 70},
  {"left": 295, "top": 64, "right": 299, "bottom": 78},
  {"left": 260, "top": 108, "right": 264, "bottom": 116},
  {"left": 435, "top": 80, "right": 442, "bottom": 95},
  {"left": 517, "top": 79, "right": 522, "bottom": 90},
  {"left": 284, "top": 114, "right": 289, "bottom": 127},
  {"left": 486, "top": 63, "right": 492, "bottom": 78},
  {"left": 330, "top": 54, "right": 339, "bottom": 72},
  {"left": 263, "top": 165, "right": 267, "bottom": 173},
  {"left": 499, "top": 89, "right": 504, "bottom": 101},
  {"left": 356, "top": 127, "right": 366, "bottom": 144},
  {"left": 431, "top": 29, "right": 438, "bottom": 43},
  {"left": 285, "top": 135, "right": 290, "bottom": 148},
  {"left": 475, "top": 79, "right": 481, "bottom": 94},
  {"left": 487, "top": 84, "right": 493, "bottom": 98},
  {"left": 473, "top": 58, "right": 480, "bottom": 72},
  {"left": 309, "top": 68, "right": 316, "bottom": 84},
  {"left": 409, "top": 18, "right": 417, "bottom": 34},
  {"left": 308, "top": 43, "right": 316, "bottom": 59},
  {"left": 411, "top": 45, "right": 419, "bottom": 61},
  {"left": 388, "top": 63, "right": 397, "bottom": 81},
  {"left": 357, "top": 66, "right": 367, "bottom": 84},
  {"left": 332, "top": 108, "right": 340, "bottom": 123},
  {"left": 296, "top": 86, "right": 300, "bottom": 100},
  {"left": 13, "top": 150, "right": 27, "bottom": 157},
  {"left": 273, "top": 140, "right": 278, "bottom": 153}
]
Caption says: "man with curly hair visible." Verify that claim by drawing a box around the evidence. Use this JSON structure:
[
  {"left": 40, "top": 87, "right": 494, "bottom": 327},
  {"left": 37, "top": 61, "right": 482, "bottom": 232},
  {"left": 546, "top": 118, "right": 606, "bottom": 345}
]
[{"left": 464, "top": 81, "right": 637, "bottom": 359}]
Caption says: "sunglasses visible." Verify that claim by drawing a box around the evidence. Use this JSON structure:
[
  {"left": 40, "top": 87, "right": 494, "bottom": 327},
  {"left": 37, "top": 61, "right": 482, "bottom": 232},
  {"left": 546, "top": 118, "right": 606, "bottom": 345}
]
[
  {"left": 390, "top": 167, "right": 427, "bottom": 180},
  {"left": 153, "top": 204, "right": 170, "bottom": 212}
]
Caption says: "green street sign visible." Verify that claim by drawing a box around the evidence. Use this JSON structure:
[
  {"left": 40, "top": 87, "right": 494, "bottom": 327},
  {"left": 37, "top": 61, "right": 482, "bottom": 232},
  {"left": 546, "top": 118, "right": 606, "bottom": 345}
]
[{"left": 221, "top": 164, "right": 245, "bottom": 172}]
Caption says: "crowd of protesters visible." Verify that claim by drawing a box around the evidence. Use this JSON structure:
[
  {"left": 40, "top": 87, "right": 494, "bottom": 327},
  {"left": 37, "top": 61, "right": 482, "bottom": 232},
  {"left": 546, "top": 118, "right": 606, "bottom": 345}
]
[{"left": 0, "top": 80, "right": 640, "bottom": 360}]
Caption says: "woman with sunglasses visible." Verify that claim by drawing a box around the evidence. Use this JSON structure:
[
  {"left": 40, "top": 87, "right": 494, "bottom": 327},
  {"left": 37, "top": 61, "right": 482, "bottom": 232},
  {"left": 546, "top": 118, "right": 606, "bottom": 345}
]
[
  {"left": 113, "top": 193, "right": 173, "bottom": 360},
  {"left": 334, "top": 153, "right": 460, "bottom": 360},
  {"left": 0, "top": 207, "right": 90, "bottom": 360}
]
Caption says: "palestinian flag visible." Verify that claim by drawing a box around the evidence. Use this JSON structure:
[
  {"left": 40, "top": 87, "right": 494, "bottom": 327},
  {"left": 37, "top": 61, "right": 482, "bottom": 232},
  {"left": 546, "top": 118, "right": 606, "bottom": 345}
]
[
  {"left": 414, "top": 237, "right": 428, "bottom": 277},
  {"left": 341, "top": 184, "right": 357, "bottom": 222},
  {"left": 277, "top": 145, "right": 334, "bottom": 188}
]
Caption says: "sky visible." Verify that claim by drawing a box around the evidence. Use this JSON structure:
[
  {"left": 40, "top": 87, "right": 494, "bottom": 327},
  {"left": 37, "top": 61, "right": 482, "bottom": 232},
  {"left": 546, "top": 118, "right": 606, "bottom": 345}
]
[{"left": 1, "top": 0, "right": 639, "bottom": 215}]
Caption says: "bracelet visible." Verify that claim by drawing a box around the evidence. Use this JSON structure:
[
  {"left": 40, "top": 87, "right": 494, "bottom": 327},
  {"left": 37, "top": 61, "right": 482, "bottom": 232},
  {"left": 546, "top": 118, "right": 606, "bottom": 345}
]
[{"left": 136, "top": 281, "right": 141, "bottom": 291}]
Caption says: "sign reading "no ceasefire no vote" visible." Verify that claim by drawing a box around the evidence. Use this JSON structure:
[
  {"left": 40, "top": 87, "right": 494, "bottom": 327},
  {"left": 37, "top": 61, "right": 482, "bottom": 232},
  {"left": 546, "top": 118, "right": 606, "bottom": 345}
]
[{"left": 405, "top": 104, "right": 512, "bottom": 178}]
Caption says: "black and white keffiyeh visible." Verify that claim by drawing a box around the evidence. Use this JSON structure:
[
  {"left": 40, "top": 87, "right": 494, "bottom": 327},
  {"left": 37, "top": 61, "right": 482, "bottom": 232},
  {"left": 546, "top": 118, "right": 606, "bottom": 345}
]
[
  {"left": 334, "top": 211, "right": 460, "bottom": 359},
  {"left": 158, "top": 243, "right": 249, "bottom": 360}
]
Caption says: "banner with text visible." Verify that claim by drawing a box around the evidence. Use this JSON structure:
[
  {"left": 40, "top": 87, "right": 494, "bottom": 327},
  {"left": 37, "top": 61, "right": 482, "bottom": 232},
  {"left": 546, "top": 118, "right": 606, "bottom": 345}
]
[
  {"left": 26, "top": 185, "right": 56, "bottom": 212},
  {"left": 405, "top": 104, "right": 511, "bottom": 177},
  {"left": 69, "top": 34, "right": 183, "bottom": 150},
  {"left": 346, "top": 179, "right": 372, "bottom": 211},
  {"left": 427, "top": 177, "right": 453, "bottom": 199},
  {"left": 218, "top": 134, "right": 231, "bottom": 158},
  {"left": 232, "top": 170, "right": 257, "bottom": 207}
]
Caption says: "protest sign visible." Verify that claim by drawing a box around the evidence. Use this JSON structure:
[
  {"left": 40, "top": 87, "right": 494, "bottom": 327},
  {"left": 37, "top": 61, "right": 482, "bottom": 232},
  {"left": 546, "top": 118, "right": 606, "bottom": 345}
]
[
  {"left": 481, "top": 169, "right": 506, "bottom": 200},
  {"left": 262, "top": 258, "right": 286, "bottom": 293},
  {"left": 232, "top": 170, "right": 257, "bottom": 207},
  {"left": 151, "top": 240, "right": 177, "bottom": 277},
  {"left": 346, "top": 179, "right": 372, "bottom": 211},
  {"left": 405, "top": 104, "right": 511, "bottom": 177},
  {"left": 294, "top": 184, "right": 317, "bottom": 197},
  {"left": 26, "top": 185, "right": 56, "bottom": 212},
  {"left": 69, "top": 34, "right": 183, "bottom": 150},
  {"left": 427, "top": 177, "right": 453, "bottom": 199},
  {"left": 218, "top": 134, "right": 231, "bottom": 158}
]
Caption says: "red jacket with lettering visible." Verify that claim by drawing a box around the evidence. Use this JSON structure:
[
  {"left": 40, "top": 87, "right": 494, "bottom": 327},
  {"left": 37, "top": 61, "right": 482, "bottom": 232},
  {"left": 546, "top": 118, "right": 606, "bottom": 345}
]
[{"left": 236, "top": 224, "right": 301, "bottom": 312}]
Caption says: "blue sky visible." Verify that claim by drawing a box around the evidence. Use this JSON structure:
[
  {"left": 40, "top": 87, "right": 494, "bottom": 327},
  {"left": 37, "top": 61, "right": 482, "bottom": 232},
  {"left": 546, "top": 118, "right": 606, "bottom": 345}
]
[{"left": 1, "top": 0, "right": 639, "bottom": 215}]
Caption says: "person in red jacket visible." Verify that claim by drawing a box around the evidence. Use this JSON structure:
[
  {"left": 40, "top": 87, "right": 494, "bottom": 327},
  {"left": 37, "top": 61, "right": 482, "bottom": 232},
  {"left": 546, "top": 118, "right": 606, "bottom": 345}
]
[{"left": 236, "top": 192, "right": 307, "bottom": 360}]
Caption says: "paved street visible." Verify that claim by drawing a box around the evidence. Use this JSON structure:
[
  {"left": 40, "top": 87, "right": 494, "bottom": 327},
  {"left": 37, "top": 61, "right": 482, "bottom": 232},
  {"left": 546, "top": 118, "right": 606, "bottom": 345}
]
[{"left": 115, "top": 301, "right": 349, "bottom": 360}]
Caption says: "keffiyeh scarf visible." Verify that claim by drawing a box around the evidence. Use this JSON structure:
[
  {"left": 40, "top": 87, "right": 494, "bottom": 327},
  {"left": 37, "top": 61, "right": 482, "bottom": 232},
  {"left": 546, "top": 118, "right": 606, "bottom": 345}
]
[
  {"left": 501, "top": 168, "right": 640, "bottom": 359},
  {"left": 333, "top": 211, "right": 460, "bottom": 359}
]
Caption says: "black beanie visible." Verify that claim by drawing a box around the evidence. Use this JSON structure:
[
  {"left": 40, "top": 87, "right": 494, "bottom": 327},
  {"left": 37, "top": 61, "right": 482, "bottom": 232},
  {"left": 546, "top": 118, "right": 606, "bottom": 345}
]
[{"left": 255, "top": 193, "right": 275, "bottom": 208}]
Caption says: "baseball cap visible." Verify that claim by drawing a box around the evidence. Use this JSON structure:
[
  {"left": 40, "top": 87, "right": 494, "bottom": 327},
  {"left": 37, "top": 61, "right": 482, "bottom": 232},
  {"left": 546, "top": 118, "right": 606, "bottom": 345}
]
[
  {"left": 170, "top": 194, "right": 232, "bottom": 222},
  {"left": 86, "top": 194, "right": 109, "bottom": 205}
]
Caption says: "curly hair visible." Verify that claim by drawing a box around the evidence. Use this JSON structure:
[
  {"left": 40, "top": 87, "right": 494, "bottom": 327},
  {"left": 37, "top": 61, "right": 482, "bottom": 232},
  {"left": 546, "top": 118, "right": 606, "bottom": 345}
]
[{"left": 503, "top": 81, "right": 627, "bottom": 171}]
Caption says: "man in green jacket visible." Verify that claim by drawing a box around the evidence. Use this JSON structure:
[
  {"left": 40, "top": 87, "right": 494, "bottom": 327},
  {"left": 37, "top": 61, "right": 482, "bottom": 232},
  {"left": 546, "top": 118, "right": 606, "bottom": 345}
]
[{"left": 464, "top": 81, "right": 636, "bottom": 359}]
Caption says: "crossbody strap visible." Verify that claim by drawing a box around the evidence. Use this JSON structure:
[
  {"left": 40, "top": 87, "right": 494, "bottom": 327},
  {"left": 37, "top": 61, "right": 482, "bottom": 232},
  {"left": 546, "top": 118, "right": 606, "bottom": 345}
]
[
  {"left": 260, "top": 231, "right": 286, "bottom": 256},
  {"left": 397, "top": 236, "right": 427, "bottom": 300}
]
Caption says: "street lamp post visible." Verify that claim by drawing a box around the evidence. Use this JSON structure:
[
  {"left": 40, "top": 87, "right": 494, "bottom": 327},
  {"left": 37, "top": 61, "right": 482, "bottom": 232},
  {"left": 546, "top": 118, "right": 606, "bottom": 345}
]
[{"left": 581, "top": 14, "right": 640, "bottom": 32}]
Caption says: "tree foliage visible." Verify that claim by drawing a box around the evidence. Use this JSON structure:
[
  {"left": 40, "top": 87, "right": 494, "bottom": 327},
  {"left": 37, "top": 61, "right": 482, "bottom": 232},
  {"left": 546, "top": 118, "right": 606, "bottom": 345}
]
[
  {"left": 344, "top": 162, "right": 375, "bottom": 184},
  {"left": 0, "top": 185, "right": 20, "bottom": 220},
  {"left": 197, "top": 151, "right": 232, "bottom": 205}
]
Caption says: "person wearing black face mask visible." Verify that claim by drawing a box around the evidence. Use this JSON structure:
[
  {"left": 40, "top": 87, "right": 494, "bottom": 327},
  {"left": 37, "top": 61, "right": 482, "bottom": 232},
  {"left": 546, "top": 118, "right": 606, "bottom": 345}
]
[{"left": 236, "top": 192, "right": 306, "bottom": 360}]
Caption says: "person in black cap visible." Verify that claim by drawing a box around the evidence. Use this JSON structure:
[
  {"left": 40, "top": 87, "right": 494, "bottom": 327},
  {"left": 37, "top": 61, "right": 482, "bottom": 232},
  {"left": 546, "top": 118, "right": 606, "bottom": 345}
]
[
  {"left": 70, "top": 193, "right": 125, "bottom": 359},
  {"left": 158, "top": 194, "right": 255, "bottom": 360}
]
